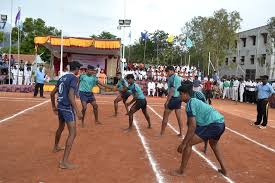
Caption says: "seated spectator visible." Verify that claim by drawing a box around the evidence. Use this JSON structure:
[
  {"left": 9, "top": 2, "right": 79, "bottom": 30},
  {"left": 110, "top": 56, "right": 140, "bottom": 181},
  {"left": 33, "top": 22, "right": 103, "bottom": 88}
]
[
  {"left": 147, "top": 80, "right": 156, "bottom": 97},
  {"left": 213, "top": 81, "right": 222, "bottom": 99},
  {"left": 163, "top": 82, "right": 168, "bottom": 96},
  {"left": 157, "top": 81, "right": 164, "bottom": 97}
]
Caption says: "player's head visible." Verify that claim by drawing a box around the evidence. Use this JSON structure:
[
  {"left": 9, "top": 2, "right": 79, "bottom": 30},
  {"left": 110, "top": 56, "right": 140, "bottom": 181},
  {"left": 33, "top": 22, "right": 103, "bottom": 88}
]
[
  {"left": 116, "top": 72, "right": 122, "bottom": 79},
  {"left": 87, "top": 65, "right": 96, "bottom": 75},
  {"left": 178, "top": 84, "right": 193, "bottom": 103},
  {"left": 261, "top": 75, "right": 269, "bottom": 85},
  {"left": 165, "top": 66, "right": 175, "bottom": 77},
  {"left": 126, "top": 74, "right": 135, "bottom": 85},
  {"left": 69, "top": 61, "right": 82, "bottom": 75}
]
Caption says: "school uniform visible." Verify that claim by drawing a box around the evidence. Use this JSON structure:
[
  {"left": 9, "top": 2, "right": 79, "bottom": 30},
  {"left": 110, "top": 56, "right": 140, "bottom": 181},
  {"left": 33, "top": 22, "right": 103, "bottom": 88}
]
[
  {"left": 79, "top": 74, "right": 98, "bottom": 103},
  {"left": 167, "top": 74, "right": 182, "bottom": 110},
  {"left": 18, "top": 70, "right": 24, "bottom": 85},
  {"left": 186, "top": 98, "right": 225, "bottom": 141},
  {"left": 56, "top": 73, "right": 79, "bottom": 122},
  {"left": 239, "top": 82, "right": 245, "bottom": 102},
  {"left": 222, "top": 80, "right": 230, "bottom": 99},
  {"left": 128, "top": 83, "right": 147, "bottom": 110},
  {"left": 232, "top": 80, "right": 240, "bottom": 101},
  {"left": 12, "top": 68, "right": 18, "bottom": 85}
]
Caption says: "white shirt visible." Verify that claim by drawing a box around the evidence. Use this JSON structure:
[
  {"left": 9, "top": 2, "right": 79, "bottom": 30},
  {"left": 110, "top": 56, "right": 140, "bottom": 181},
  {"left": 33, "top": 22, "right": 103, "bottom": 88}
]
[
  {"left": 18, "top": 70, "right": 24, "bottom": 77},
  {"left": 240, "top": 82, "right": 245, "bottom": 90},
  {"left": 148, "top": 82, "right": 156, "bottom": 89},
  {"left": 272, "top": 82, "right": 275, "bottom": 89},
  {"left": 157, "top": 83, "right": 163, "bottom": 88},
  {"left": 164, "top": 83, "right": 168, "bottom": 90},
  {"left": 12, "top": 68, "right": 19, "bottom": 76},
  {"left": 233, "top": 80, "right": 240, "bottom": 87}
]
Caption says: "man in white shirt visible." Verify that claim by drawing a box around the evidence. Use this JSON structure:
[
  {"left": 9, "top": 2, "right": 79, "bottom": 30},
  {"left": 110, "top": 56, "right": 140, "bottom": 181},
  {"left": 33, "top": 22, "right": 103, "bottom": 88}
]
[
  {"left": 147, "top": 80, "right": 156, "bottom": 96},
  {"left": 239, "top": 79, "right": 246, "bottom": 102},
  {"left": 18, "top": 69, "right": 24, "bottom": 85},
  {"left": 24, "top": 68, "right": 32, "bottom": 85},
  {"left": 12, "top": 66, "right": 19, "bottom": 85},
  {"left": 232, "top": 78, "right": 240, "bottom": 101}
]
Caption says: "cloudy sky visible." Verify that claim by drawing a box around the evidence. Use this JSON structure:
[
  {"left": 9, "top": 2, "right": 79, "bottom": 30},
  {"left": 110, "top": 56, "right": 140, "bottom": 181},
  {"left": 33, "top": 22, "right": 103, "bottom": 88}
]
[{"left": 1, "top": 0, "right": 274, "bottom": 43}]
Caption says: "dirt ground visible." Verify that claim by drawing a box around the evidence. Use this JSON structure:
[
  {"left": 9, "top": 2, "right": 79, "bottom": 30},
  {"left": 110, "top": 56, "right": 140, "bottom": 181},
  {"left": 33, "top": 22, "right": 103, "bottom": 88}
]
[{"left": 0, "top": 92, "right": 274, "bottom": 183}]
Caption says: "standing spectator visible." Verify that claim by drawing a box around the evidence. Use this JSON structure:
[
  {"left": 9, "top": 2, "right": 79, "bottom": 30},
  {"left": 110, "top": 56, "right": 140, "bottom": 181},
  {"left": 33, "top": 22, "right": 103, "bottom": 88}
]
[
  {"left": 10, "top": 55, "right": 15, "bottom": 66},
  {"left": 34, "top": 66, "right": 46, "bottom": 98},
  {"left": 96, "top": 64, "right": 101, "bottom": 78},
  {"left": 252, "top": 75, "right": 275, "bottom": 129},
  {"left": 204, "top": 77, "right": 212, "bottom": 105},
  {"left": 147, "top": 80, "right": 156, "bottom": 96},
  {"left": 213, "top": 71, "right": 219, "bottom": 81},
  {"left": 24, "top": 67, "right": 32, "bottom": 85},
  {"left": 239, "top": 79, "right": 246, "bottom": 102},
  {"left": 245, "top": 79, "right": 253, "bottom": 103},
  {"left": 19, "top": 60, "right": 25, "bottom": 70},
  {"left": 18, "top": 68, "right": 24, "bottom": 85},
  {"left": 232, "top": 77, "right": 240, "bottom": 102},
  {"left": 229, "top": 78, "right": 234, "bottom": 100},
  {"left": 251, "top": 80, "right": 257, "bottom": 104},
  {"left": 163, "top": 82, "right": 168, "bottom": 96},
  {"left": 11, "top": 65, "right": 19, "bottom": 85},
  {"left": 98, "top": 70, "right": 107, "bottom": 84},
  {"left": 213, "top": 81, "right": 221, "bottom": 99},
  {"left": 193, "top": 76, "right": 202, "bottom": 92}
]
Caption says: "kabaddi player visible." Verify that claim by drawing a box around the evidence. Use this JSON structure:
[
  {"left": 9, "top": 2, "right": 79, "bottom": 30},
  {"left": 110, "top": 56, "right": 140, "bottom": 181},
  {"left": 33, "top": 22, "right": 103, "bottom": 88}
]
[
  {"left": 113, "top": 72, "right": 131, "bottom": 116},
  {"left": 125, "top": 74, "right": 151, "bottom": 130},
  {"left": 50, "top": 61, "right": 83, "bottom": 169},
  {"left": 171, "top": 84, "right": 227, "bottom": 176},
  {"left": 160, "top": 66, "right": 183, "bottom": 137},
  {"left": 79, "top": 65, "right": 112, "bottom": 127}
]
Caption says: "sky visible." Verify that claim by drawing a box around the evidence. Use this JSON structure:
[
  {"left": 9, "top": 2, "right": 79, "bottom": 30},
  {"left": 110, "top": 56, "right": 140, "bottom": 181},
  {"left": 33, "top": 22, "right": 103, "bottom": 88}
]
[{"left": 0, "top": 0, "right": 274, "bottom": 43}]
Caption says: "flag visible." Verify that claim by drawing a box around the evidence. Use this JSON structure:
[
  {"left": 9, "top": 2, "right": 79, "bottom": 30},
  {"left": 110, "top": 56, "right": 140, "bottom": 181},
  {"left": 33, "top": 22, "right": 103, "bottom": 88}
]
[
  {"left": 141, "top": 31, "right": 148, "bottom": 41},
  {"left": 186, "top": 37, "right": 193, "bottom": 48},
  {"left": 166, "top": 34, "right": 175, "bottom": 43},
  {"left": 15, "top": 7, "right": 21, "bottom": 26}
]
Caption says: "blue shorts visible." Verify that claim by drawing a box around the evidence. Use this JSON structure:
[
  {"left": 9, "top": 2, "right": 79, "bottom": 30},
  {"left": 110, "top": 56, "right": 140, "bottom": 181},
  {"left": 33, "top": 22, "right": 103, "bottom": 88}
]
[
  {"left": 121, "top": 92, "right": 131, "bottom": 101},
  {"left": 168, "top": 97, "right": 182, "bottom": 110},
  {"left": 58, "top": 108, "right": 75, "bottom": 123},
  {"left": 132, "top": 99, "right": 147, "bottom": 111},
  {"left": 195, "top": 122, "right": 225, "bottom": 141},
  {"left": 79, "top": 91, "right": 95, "bottom": 103}
]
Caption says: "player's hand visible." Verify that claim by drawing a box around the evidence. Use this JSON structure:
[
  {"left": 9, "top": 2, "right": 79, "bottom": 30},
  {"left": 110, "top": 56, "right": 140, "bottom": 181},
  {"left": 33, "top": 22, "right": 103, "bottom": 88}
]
[
  {"left": 177, "top": 143, "right": 186, "bottom": 154},
  {"left": 76, "top": 111, "right": 83, "bottom": 120},
  {"left": 52, "top": 107, "right": 58, "bottom": 115}
]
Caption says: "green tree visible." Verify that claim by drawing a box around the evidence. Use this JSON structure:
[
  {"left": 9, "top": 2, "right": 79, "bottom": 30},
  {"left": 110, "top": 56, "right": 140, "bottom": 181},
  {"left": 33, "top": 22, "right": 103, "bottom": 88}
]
[
  {"left": 182, "top": 9, "right": 242, "bottom": 72},
  {"left": 90, "top": 31, "right": 117, "bottom": 39},
  {"left": 0, "top": 31, "right": 5, "bottom": 42},
  {"left": 267, "top": 17, "right": 275, "bottom": 53}
]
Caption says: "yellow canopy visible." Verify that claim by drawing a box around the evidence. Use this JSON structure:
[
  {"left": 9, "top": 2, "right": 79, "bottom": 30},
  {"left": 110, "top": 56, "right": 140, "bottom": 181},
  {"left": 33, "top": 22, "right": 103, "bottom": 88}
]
[{"left": 34, "top": 36, "right": 120, "bottom": 49}]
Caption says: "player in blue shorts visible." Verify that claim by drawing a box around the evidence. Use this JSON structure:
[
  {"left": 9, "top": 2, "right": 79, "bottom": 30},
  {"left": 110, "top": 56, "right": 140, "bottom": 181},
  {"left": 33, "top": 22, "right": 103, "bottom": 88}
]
[
  {"left": 79, "top": 65, "right": 112, "bottom": 127},
  {"left": 171, "top": 84, "right": 227, "bottom": 176},
  {"left": 160, "top": 66, "right": 183, "bottom": 137},
  {"left": 125, "top": 74, "right": 151, "bottom": 131},
  {"left": 113, "top": 72, "right": 131, "bottom": 116},
  {"left": 50, "top": 61, "right": 83, "bottom": 170}
]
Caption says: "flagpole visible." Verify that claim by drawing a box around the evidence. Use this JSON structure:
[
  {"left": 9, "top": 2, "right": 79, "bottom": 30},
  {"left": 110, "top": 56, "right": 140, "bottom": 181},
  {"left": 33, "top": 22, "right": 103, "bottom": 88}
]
[
  {"left": 8, "top": 0, "right": 13, "bottom": 85},
  {"left": 17, "top": 7, "right": 20, "bottom": 65},
  {"left": 143, "top": 39, "right": 146, "bottom": 63}
]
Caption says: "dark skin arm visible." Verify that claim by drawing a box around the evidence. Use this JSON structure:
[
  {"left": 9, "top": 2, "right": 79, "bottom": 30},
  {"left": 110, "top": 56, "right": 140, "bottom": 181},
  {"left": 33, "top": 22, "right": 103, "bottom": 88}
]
[
  {"left": 97, "top": 82, "right": 114, "bottom": 90},
  {"left": 126, "top": 97, "right": 136, "bottom": 107},
  {"left": 177, "top": 117, "right": 196, "bottom": 153},
  {"left": 50, "top": 87, "right": 58, "bottom": 115}
]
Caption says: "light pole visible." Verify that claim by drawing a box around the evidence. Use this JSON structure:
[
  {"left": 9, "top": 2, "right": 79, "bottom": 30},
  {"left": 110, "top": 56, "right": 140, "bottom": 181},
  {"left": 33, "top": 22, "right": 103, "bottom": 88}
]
[{"left": 117, "top": 19, "right": 131, "bottom": 76}]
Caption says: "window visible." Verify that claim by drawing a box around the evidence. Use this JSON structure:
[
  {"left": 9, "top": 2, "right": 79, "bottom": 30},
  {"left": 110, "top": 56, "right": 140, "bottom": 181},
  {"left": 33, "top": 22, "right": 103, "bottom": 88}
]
[
  {"left": 250, "top": 55, "right": 255, "bottom": 65},
  {"left": 262, "top": 54, "right": 266, "bottom": 65},
  {"left": 233, "top": 57, "right": 236, "bottom": 63},
  {"left": 261, "top": 33, "right": 268, "bottom": 44},
  {"left": 225, "top": 58, "right": 229, "bottom": 65},
  {"left": 250, "top": 36, "right": 256, "bottom": 46},
  {"left": 240, "top": 56, "right": 245, "bottom": 65},
  {"left": 241, "top": 38, "right": 246, "bottom": 47},
  {"left": 234, "top": 40, "right": 237, "bottom": 48}
]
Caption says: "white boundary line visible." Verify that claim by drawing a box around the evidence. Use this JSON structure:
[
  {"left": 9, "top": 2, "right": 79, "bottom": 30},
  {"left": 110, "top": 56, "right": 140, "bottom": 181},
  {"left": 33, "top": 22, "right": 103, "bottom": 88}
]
[
  {"left": 0, "top": 100, "right": 49, "bottom": 124},
  {"left": 133, "top": 118, "right": 165, "bottom": 183},
  {"left": 147, "top": 105, "right": 235, "bottom": 183}
]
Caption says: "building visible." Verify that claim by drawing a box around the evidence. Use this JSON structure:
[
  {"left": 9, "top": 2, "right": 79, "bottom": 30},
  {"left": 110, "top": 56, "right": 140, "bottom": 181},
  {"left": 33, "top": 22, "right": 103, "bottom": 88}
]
[{"left": 220, "top": 25, "right": 275, "bottom": 80}]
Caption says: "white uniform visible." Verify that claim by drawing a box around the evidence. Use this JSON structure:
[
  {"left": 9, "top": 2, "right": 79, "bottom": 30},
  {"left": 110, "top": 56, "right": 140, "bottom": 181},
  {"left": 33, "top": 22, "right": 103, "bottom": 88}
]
[
  {"left": 232, "top": 80, "right": 240, "bottom": 101},
  {"left": 18, "top": 70, "right": 24, "bottom": 85},
  {"left": 24, "top": 70, "right": 32, "bottom": 85},
  {"left": 147, "top": 82, "right": 156, "bottom": 96},
  {"left": 239, "top": 81, "right": 246, "bottom": 102},
  {"left": 12, "top": 68, "right": 19, "bottom": 85}
]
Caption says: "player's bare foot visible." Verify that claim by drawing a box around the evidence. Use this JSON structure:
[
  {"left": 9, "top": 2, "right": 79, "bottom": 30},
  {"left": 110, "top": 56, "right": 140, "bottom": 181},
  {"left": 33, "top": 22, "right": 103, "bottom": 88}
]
[
  {"left": 218, "top": 168, "right": 227, "bottom": 176},
  {"left": 52, "top": 146, "right": 65, "bottom": 153},
  {"left": 123, "top": 127, "right": 133, "bottom": 132},
  {"left": 170, "top": 169, "right": 185, "bottom": 177},
  {"left": 59, "top": 161, "right": 78, "bottom": 170},
  {"left": 177, "top": 133, "right": 183, "bottom": 138}
]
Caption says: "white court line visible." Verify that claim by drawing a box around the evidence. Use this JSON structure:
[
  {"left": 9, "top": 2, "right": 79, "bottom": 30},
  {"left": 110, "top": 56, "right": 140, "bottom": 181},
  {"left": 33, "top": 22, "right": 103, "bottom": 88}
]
[
  {"left": 147, "top": 105, "right": 235, "bottom": 183},
  {"left": 0, "top": 99, "right": 43, "bottom": 102},
  {"left": 133, "top": 118, "right": 165, "bottom": 183},
  {"left": 0, "top": 100, "right": 49, "bottom": 124},
  {"left": 0, "top": 97, "right": 46, "bottom": 101}
]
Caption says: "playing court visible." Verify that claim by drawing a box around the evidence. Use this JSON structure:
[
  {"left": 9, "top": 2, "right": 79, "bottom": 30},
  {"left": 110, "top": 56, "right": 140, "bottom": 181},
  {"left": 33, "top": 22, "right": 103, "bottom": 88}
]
[{"left": 0, "top": 92, "right": 274, "bottom": 183}]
